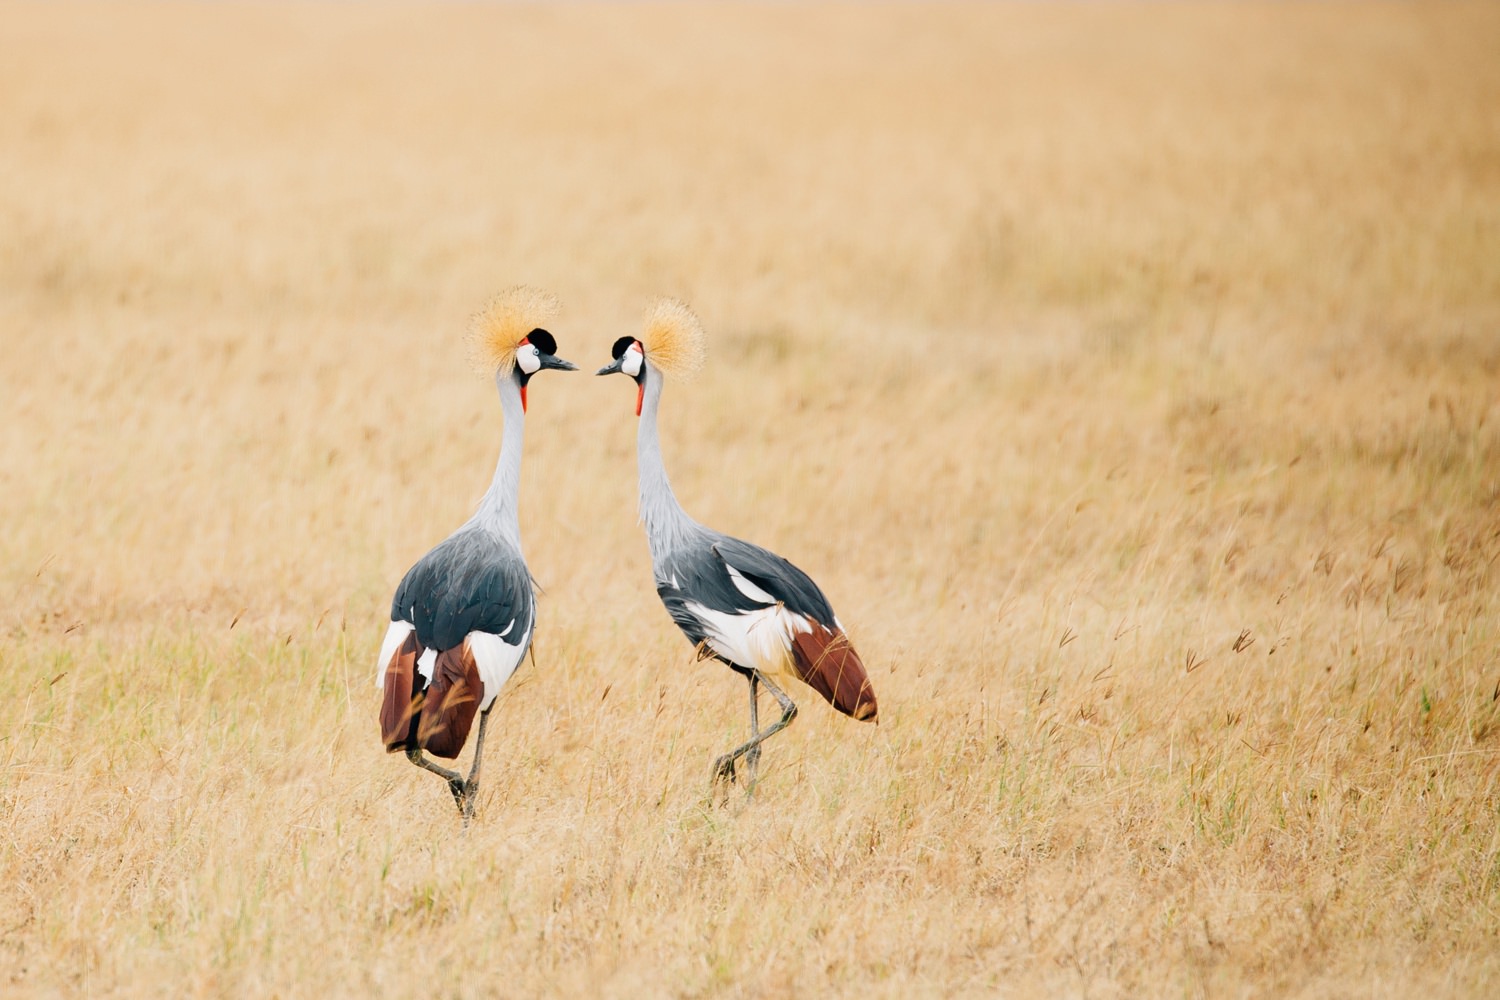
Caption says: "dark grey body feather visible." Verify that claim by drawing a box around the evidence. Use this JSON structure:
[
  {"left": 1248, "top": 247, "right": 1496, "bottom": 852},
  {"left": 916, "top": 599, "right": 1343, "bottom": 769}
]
[{"left": 392, "top": 525, "right": 535, "bottom": 653}]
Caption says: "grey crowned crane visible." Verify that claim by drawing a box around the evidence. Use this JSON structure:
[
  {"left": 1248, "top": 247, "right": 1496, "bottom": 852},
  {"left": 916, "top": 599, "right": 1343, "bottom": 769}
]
[
  {"left": 597, "top": 299, "right": 878, "bottom": 797},
  {"left": 376, "top": 287, "right": 576, "bottom": 821}
]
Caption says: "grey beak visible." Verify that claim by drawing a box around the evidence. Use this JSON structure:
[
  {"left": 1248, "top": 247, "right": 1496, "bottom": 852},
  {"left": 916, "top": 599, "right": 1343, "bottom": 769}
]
[
  {"left": 596, "top": 358, "right": 624, "bottom": 376},
  {"left": 541, "top": 355, "right": 578, "bottom": 372}
]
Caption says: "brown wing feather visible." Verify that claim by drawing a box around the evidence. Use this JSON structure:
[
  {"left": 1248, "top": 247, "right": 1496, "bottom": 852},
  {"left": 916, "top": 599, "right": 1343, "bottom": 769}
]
[
  {"left": 790, "top": 624, "right": 878, "bottom": 722},
  {"left": 380, "top": 631, "right": 423, "bottom": 752},
  {"left": 415, "top": 643, "right": 483, "bottom": 759}
]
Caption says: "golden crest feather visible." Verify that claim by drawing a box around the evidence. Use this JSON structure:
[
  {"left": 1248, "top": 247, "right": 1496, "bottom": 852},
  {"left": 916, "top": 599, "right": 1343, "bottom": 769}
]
[
  {"left": 640, "top": 297, "right": 707, "bottom": 381},
  {"left": 467, "top": 286, "right": 561, "bottom": 377}
]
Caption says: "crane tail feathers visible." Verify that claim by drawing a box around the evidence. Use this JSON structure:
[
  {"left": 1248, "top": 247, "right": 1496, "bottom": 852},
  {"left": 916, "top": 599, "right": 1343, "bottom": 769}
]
[
  {"left": 790, "top": 624, "right": 878, "bottom": 723},
  {"left": 380, "top": 637, "right": 484, "bottom": 758},
  {"left": 413, "top": 645, "right": 484, "bottom": 759},
  {"left": 379, "top": 631, "right": 424, "bottom": 752}
]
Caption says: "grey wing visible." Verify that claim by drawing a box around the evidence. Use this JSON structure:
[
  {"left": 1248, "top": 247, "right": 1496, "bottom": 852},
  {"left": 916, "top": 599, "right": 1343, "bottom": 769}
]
[
  {"left": 392, "top": 531, "right": 535, "bottom": 652},
  {"left": 655, "top": 538, "right": 766, "bottom": 652},
  {"left": 707, "top": 535, "right": 838, "bottom": 626},
  {"left": 653, "top": 534, "right": 837, "bottom": 654}
]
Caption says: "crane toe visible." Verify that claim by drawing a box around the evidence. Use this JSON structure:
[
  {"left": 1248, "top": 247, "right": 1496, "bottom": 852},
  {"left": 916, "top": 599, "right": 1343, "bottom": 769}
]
[{"left": 711, "top": 753, "right": 737, "bottom": 786}]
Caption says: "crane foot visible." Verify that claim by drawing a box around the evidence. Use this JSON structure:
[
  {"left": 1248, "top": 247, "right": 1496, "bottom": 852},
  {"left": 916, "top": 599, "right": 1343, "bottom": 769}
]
[
  {"left": 710, "top": 754, "right": 740, "bottom": 806},
  {"left": 711, "top": 753, "right": 737, "bottom": 786},
  {"left": 448, "top": 778, "right": 482, "bottom": 822}
]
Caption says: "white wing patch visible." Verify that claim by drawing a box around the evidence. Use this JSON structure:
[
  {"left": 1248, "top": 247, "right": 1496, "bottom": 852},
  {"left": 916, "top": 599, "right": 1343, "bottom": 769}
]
[
  {"left": 378, "top": 617, "right": 529, "bottom": 712},
  {"left": 724, "top": 562, "right": 776, "bottom": 605},
  {"left": 683, "top": 599, "right": 812, "bottom": 679},
  {"left": 467, "top": 626, "right": 532, "bottom": 711},
  {"left": 375, "top": 620, "right": 415, "bottom": 689}
]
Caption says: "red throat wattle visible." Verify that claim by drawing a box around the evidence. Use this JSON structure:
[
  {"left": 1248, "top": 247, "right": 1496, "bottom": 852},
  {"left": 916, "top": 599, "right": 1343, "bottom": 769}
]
[
  {"left": 518, "top": 335, "right": 531, "bottom": 413},
  {"left": 635, "top": 382, "right": 644, "bottom": 417}
]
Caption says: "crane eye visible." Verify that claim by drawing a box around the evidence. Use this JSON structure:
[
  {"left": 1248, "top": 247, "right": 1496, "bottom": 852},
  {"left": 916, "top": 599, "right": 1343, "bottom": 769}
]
[{"left": 526, "top": 328, "right": 558, "bottom": 355}]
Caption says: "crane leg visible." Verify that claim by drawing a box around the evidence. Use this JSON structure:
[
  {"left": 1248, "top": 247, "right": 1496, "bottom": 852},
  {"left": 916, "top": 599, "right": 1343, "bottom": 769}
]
[
  {"left": 403, "top": 706, "right": 490, "bottom": 823},
  {"left": 711, "top": 671, "right": 796, "bottom": 801},
  {"left": 456, "top": 708, "right": 492, "bottom": 826},
  {"left": 406, "top": 747, "right": 463, "bottom": 795},
  {"left": 745, "top": 673, "right": 762, "bottom": 791}
]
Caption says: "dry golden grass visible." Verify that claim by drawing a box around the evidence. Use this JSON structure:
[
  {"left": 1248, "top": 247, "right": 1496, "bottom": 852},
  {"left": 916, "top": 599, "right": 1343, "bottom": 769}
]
[{"left": 3, "top": 2, "right": 1499, "bottom": 995}]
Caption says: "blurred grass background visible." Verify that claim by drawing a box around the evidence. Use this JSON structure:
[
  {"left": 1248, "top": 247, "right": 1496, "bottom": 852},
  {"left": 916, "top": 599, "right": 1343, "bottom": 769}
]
[{"left": 1, "top": 2, "right": 1497, "bottom": 996}]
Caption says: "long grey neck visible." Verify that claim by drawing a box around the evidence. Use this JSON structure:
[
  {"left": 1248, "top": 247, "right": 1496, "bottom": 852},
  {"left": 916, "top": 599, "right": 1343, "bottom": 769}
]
[
  {"left": 637, "top": 366, "right": 703, "bottom": 564},
  {"left": 469, "top": 372, "right": 525, "bottom": 550}
]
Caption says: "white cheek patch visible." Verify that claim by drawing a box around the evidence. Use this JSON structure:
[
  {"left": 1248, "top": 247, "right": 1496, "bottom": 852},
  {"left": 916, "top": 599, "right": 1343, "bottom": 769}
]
[
  {"left": 517, "top": 344, "right": 542, "bottom": 375},
  {"left": 622, "top": 345, "right": 644, "bottom": 378}
]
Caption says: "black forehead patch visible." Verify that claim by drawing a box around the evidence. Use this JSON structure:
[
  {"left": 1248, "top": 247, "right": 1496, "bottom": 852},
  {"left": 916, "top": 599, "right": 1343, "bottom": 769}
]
[
  {"left": 610, "top": 336, "right": 638, "bottom": 360},
  {"left": 525, "top": 328, "right": 557, "bottom": 356}
]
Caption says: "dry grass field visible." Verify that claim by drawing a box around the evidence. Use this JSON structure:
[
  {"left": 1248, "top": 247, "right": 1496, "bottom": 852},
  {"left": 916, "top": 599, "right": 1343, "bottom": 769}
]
[{"left": 2, "top": 2, "right": 1498, "bottom": 996}]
